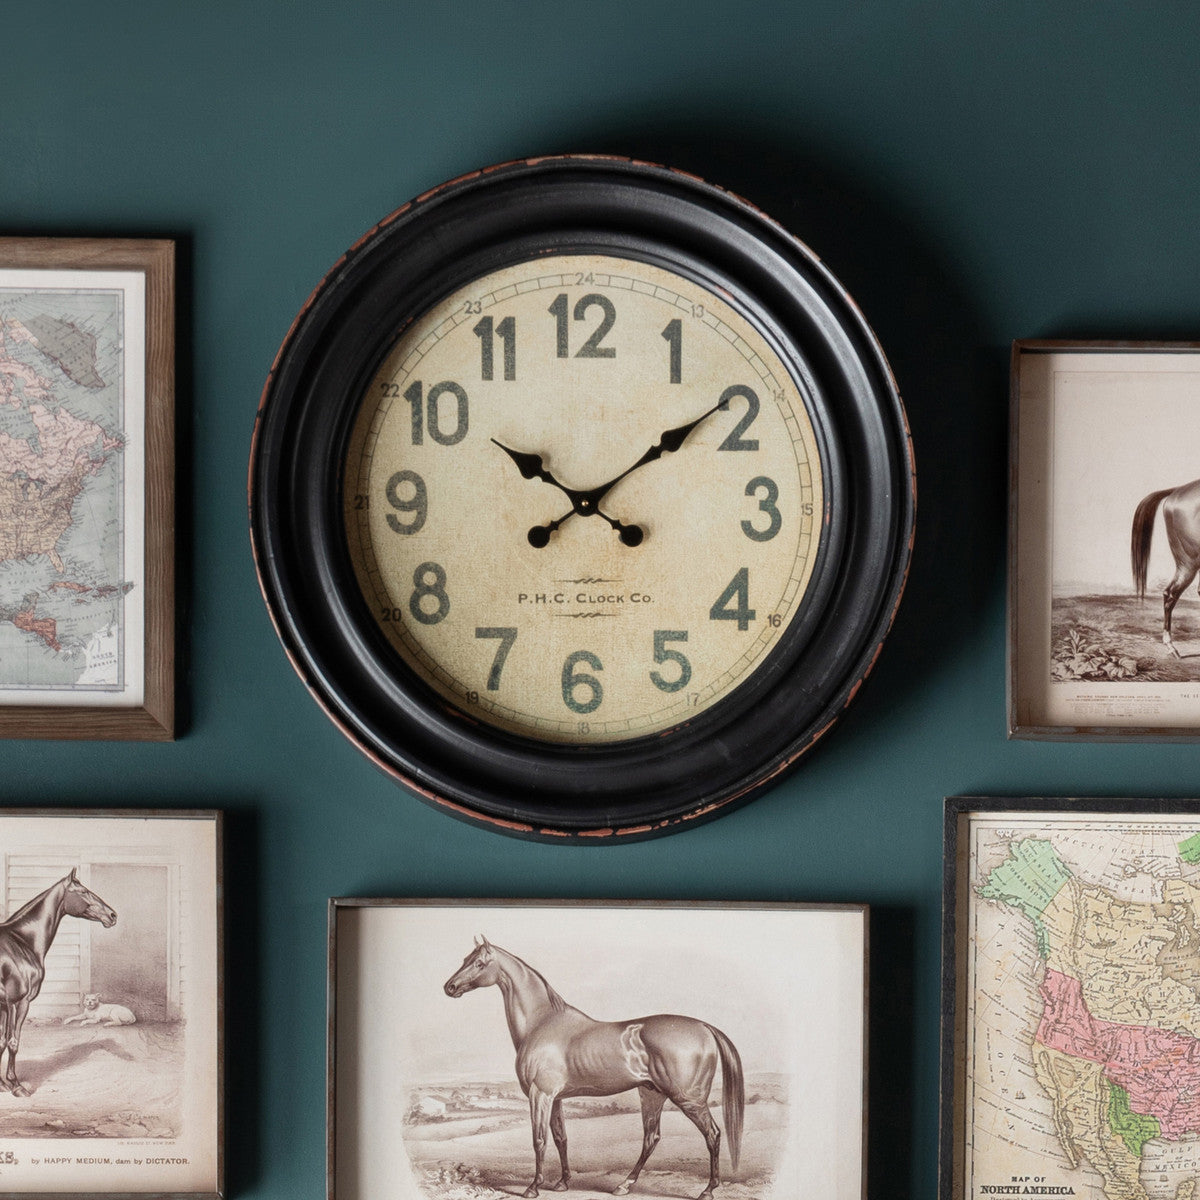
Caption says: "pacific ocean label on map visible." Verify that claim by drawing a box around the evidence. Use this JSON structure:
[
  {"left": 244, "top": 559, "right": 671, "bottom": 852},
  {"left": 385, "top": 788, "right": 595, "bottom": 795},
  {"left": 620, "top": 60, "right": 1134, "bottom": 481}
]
[{"left": 0, "top": 288, "right": 128, "bottom": 693}]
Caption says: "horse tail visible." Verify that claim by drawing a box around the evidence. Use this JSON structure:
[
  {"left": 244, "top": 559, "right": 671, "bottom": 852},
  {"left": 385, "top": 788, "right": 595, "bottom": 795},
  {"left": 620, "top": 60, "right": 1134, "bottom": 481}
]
[
  {"left": 1132, "top": 488, "right": 1174, "bottom": 600},
  {"left": 706, "top": 1023, "right": 743, "bottom": 1173}
]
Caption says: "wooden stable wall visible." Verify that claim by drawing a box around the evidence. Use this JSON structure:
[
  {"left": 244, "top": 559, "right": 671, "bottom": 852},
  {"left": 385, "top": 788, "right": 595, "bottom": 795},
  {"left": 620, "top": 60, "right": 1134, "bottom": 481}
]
[
  {"left": 3, "top": 857, "right": 86, "bottom": 1021},
  {"left": 1, "top": 854, "right": 183, "bottom": 1022}
]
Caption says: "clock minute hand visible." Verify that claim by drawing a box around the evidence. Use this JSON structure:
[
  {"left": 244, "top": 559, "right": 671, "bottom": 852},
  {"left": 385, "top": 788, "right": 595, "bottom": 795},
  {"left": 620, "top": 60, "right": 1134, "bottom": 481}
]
[{"left": 581, "top": 395, "right": 730, "bottom": 506}]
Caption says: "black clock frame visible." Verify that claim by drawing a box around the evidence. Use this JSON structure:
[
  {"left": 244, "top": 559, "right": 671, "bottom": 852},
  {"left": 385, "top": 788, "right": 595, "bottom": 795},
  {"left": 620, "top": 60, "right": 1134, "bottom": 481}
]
[{"left": 250, "top": 156, "right": 914, "bottom": 841}]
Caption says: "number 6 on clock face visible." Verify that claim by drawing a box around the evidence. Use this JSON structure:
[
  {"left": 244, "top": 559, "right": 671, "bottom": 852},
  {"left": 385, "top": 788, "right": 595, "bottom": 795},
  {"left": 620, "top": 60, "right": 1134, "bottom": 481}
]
[
  {"left": 344, "top": 253, "right": 823, "bottom": 742},
  {"left": 250, "top": 157, "right": 914, "bottom": 838}
]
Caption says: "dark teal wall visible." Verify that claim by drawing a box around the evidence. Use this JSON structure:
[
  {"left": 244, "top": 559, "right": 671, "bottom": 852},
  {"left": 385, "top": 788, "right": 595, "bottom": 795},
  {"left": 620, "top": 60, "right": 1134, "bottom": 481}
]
[{"left": 6, "top": 4, "right": 1200, "bottom": 1195}]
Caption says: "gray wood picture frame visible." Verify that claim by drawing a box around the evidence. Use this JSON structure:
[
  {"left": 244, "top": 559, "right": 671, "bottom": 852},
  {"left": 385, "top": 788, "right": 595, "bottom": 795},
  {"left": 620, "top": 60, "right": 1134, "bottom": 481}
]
[
  {"left": 327, "top": 897, "right": 869, "bottom": 1200},
  {"left": 0, "top": 808, "right": 223, "bottom": 1199},
  {"left": 1009, "top": 339, "right": 1200, "bottom": 739},
  {"left": 941, "top": 795, "right": 1200, "bottom": 1199}
]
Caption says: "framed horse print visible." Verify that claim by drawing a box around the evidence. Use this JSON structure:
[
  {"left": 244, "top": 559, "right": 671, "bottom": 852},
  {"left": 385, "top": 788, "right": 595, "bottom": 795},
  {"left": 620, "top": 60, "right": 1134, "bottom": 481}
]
[
  {"left": 1010, "top": 340, "right": 1200, "bottom": 738},
  {"left": 0, "top": 809, "right": 222, "bottom": 1198},
  {"left": 328, "top": 898, "right": 868, "bottom": 1200}
]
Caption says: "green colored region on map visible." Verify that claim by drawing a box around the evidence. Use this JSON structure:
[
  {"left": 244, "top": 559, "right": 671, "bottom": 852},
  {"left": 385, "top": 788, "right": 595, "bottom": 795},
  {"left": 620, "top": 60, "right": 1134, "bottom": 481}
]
[
  {"left": 1107, "top": 1080, "right": 1160, "bottom": 1156},
  {"left": 1179, "top": 833, "right": 1200, "bottom": 864},
  {"left": 978, "top": 838, "right": 1072, "bottom": 957}
]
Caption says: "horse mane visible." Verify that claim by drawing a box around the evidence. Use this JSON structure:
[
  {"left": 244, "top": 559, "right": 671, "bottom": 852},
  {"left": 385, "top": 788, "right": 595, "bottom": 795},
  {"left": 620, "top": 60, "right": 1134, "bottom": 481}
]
[
  {"left": 494, "top": 943, "right": 569, "bottom": 1012},
  {"left": 1, "top": 875, "right": 66, "bottom": 929}
]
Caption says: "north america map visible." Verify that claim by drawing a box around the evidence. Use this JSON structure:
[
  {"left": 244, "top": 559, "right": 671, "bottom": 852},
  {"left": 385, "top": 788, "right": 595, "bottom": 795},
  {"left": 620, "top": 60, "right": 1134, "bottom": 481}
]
[
  {"left": 0, "top": 286, "right": 130, "bottom": 694},
  {"left": 964, "top": 813, "right": 1200, "bottom": 1200}
]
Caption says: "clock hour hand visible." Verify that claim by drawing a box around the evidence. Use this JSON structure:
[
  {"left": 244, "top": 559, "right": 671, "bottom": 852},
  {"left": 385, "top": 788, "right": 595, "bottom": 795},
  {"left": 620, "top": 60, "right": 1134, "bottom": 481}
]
[
  {"left": 492, "top": 438, "right": 645, "bottom": 547},
  {"left": 490, "top": 440, "right": 572, "bottom": 495}
]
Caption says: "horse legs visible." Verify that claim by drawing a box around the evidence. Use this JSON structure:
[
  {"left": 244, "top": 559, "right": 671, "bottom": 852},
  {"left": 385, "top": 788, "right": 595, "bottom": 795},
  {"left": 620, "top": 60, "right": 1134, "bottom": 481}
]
[
  {"left": 673, "top": 1096, "right": 722, "bottom": 1200},
  {"left": 613, "top": 1084, "right": 666, "bottom": 1196},
  {"left": 1162, "top": 561, "right": 1198, "bottom": 656},
  {"left": 4, "top": 998, "right": 30, "bottom": 1096},
  {"left": 548, "top": 1097, "right": 570, "bottom": 1191},
  {"left": 524, "top": 1086, "right": 556, "bottom": 1198},
  {"left": 0, "top": 1004, "right": 10, "bottom": 1092}
]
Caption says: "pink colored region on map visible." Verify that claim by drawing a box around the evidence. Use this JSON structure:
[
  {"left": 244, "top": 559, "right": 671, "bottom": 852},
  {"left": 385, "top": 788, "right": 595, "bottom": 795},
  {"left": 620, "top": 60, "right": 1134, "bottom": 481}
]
[
  {"left": 1037, "top": 967, "right": 1200, "bottom": 1137},
  {"left": 13, "top": 606, "right": 61, "bottom": 652},
  {"left": 0, "top": 329, "right": 119, "bottom": 594},
  {"left": 0, "top": 403, "right": 119, "bottom": 483}
]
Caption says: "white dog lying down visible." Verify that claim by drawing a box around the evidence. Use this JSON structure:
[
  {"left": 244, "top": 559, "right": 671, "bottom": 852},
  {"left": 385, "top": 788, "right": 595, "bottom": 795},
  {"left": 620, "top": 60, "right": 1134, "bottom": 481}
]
[{"left": 63, "top": 994, "right": 136, "bottom": 1026}]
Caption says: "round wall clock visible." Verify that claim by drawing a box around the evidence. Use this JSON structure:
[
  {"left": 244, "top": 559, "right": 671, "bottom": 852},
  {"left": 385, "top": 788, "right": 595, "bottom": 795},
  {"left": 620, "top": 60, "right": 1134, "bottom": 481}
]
[{"left": 249, "top": 156, "right": 914, "bottom": 840}]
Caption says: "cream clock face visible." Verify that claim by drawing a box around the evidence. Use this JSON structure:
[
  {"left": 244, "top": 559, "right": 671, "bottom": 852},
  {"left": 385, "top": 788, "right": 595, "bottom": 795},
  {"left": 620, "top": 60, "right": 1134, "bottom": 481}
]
[{"left": 344, "top": 253, "right": 824, "bottom": 744}]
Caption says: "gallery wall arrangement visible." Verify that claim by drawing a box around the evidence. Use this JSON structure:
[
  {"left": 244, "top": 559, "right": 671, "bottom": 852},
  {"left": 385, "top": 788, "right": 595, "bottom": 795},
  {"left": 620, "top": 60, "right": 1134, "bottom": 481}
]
[{"left": 6, "top": 4, "right": 1200, "bottom": 1198}]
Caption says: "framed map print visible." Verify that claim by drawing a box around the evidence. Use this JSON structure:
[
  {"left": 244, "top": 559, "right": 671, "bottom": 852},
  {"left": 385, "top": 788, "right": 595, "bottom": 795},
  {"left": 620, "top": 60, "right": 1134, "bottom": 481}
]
[
  {"left": 329, "top": 899, "right": 868, "bottom": 1200},
  {"left": 0, "top": 239, "right": 173, "bottom": 739},
  {"left": 942, "top": 796, "right": 1200, "bottom": 1200}
]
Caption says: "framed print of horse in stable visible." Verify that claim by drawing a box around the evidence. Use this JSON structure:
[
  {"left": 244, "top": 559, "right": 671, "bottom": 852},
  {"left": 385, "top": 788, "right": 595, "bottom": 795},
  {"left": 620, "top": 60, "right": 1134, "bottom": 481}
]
[
  {"left": 1010, "top": 340, "right": 1200, "bottom": 738},
  {"left": 0, "top": 239, "right": 174, "bottom": 740},
  {"left": 0, "top": 809, "right": 222, "bottom": 1198},
  {"left": 328, "top": 898, "right": 868, "bottom": 1200}
]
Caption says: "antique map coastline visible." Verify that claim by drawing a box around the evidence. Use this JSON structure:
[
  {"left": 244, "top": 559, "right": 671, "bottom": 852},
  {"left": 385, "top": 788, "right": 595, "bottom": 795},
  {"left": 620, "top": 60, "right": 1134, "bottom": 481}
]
[
  {"left": 963, "top": 811, "right": 1200, "bottom": 1200},
  {"left": 0, "top": 272, "right": 143, "bottom": 703}
]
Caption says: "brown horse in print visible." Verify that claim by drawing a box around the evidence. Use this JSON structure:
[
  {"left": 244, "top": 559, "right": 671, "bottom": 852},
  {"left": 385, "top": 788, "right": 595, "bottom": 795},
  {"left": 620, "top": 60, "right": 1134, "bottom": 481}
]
[
  {"left": 0, "top": 868, "right": 116, "bottom": 1095},
  {"left": 1132, "top": 478, "right": 1200, "bottom": 655},
  {"left": 444, "top": 936, "right": 743, "bottom": 1200}
]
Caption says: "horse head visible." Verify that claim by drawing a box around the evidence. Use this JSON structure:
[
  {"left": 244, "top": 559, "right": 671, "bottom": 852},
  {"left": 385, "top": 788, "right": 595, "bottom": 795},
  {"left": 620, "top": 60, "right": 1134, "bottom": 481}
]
[
  {"left": 444, "top": 935, "right": 502, "bottom": 997},
  {"left": 60, "top": 868, "right": 117, "bottom": 928}
]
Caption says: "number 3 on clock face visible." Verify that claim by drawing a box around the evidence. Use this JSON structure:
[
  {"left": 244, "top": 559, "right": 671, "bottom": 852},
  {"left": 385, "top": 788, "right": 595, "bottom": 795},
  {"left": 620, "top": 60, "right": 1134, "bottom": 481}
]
[{"left": 343, "top": 253, "right": 823, "bottom": 743}]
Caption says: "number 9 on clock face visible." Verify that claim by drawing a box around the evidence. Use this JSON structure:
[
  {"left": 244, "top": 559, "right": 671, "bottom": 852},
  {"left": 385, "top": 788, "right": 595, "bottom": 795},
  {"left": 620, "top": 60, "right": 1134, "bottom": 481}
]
[{"left": 343, "top": 254, "right": 824, "bottom": 743}]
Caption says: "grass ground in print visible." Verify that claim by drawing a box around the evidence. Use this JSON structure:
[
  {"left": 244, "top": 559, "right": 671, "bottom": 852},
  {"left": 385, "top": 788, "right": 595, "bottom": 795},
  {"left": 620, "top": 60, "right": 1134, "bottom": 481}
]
[
  {"left": 406, "top": 1078, "right": 787, "bottom": 1200},
  {"left": 1051, "top": 594, "right": 1200, "bottom": 683}
]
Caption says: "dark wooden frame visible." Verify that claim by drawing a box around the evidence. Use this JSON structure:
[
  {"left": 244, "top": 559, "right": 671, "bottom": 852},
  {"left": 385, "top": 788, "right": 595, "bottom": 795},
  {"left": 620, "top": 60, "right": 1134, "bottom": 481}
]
[
  {"left": 1009, "top": 338, "right": 1200, "bottom": 739},
  {"left": 0, "top": 808, "right": 222, "bottom": 1200},
  {"left": 0, "top": 239, "right": 174, "bottom": 740},
  {"left": 940, "top": 795, "right": 1200, "bottom": 1198},
  {"left": 327, "top": 896, "right": 869, "bottom": 1200},
  {"left": 250, "top": 155, "right": 914, "bottom": 840}
]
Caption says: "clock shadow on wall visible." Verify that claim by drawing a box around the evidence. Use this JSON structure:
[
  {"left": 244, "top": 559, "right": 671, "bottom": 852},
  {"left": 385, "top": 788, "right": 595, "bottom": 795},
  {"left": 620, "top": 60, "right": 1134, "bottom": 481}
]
[
  {"left": 582, "top": 125, "right": 1003, "bottom": 710},
  {"left": 578, "top": 124, "right": 999, "bottom": 1200}
]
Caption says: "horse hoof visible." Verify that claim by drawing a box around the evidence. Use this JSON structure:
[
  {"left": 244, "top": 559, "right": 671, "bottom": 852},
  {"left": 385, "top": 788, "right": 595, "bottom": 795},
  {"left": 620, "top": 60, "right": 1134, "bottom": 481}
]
[
  {"left": 523, "top": 1189, "right": 538, "bottom": 1199},
  {"left": 613, "top": 1187, "right": 630, "bottom": 1197},
  {"left": 11, "top": 1084, "right": 29, "bottom": 1097},
  {"left": 552, "top": 1183, "right": 568, "bottom": 1193}
]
